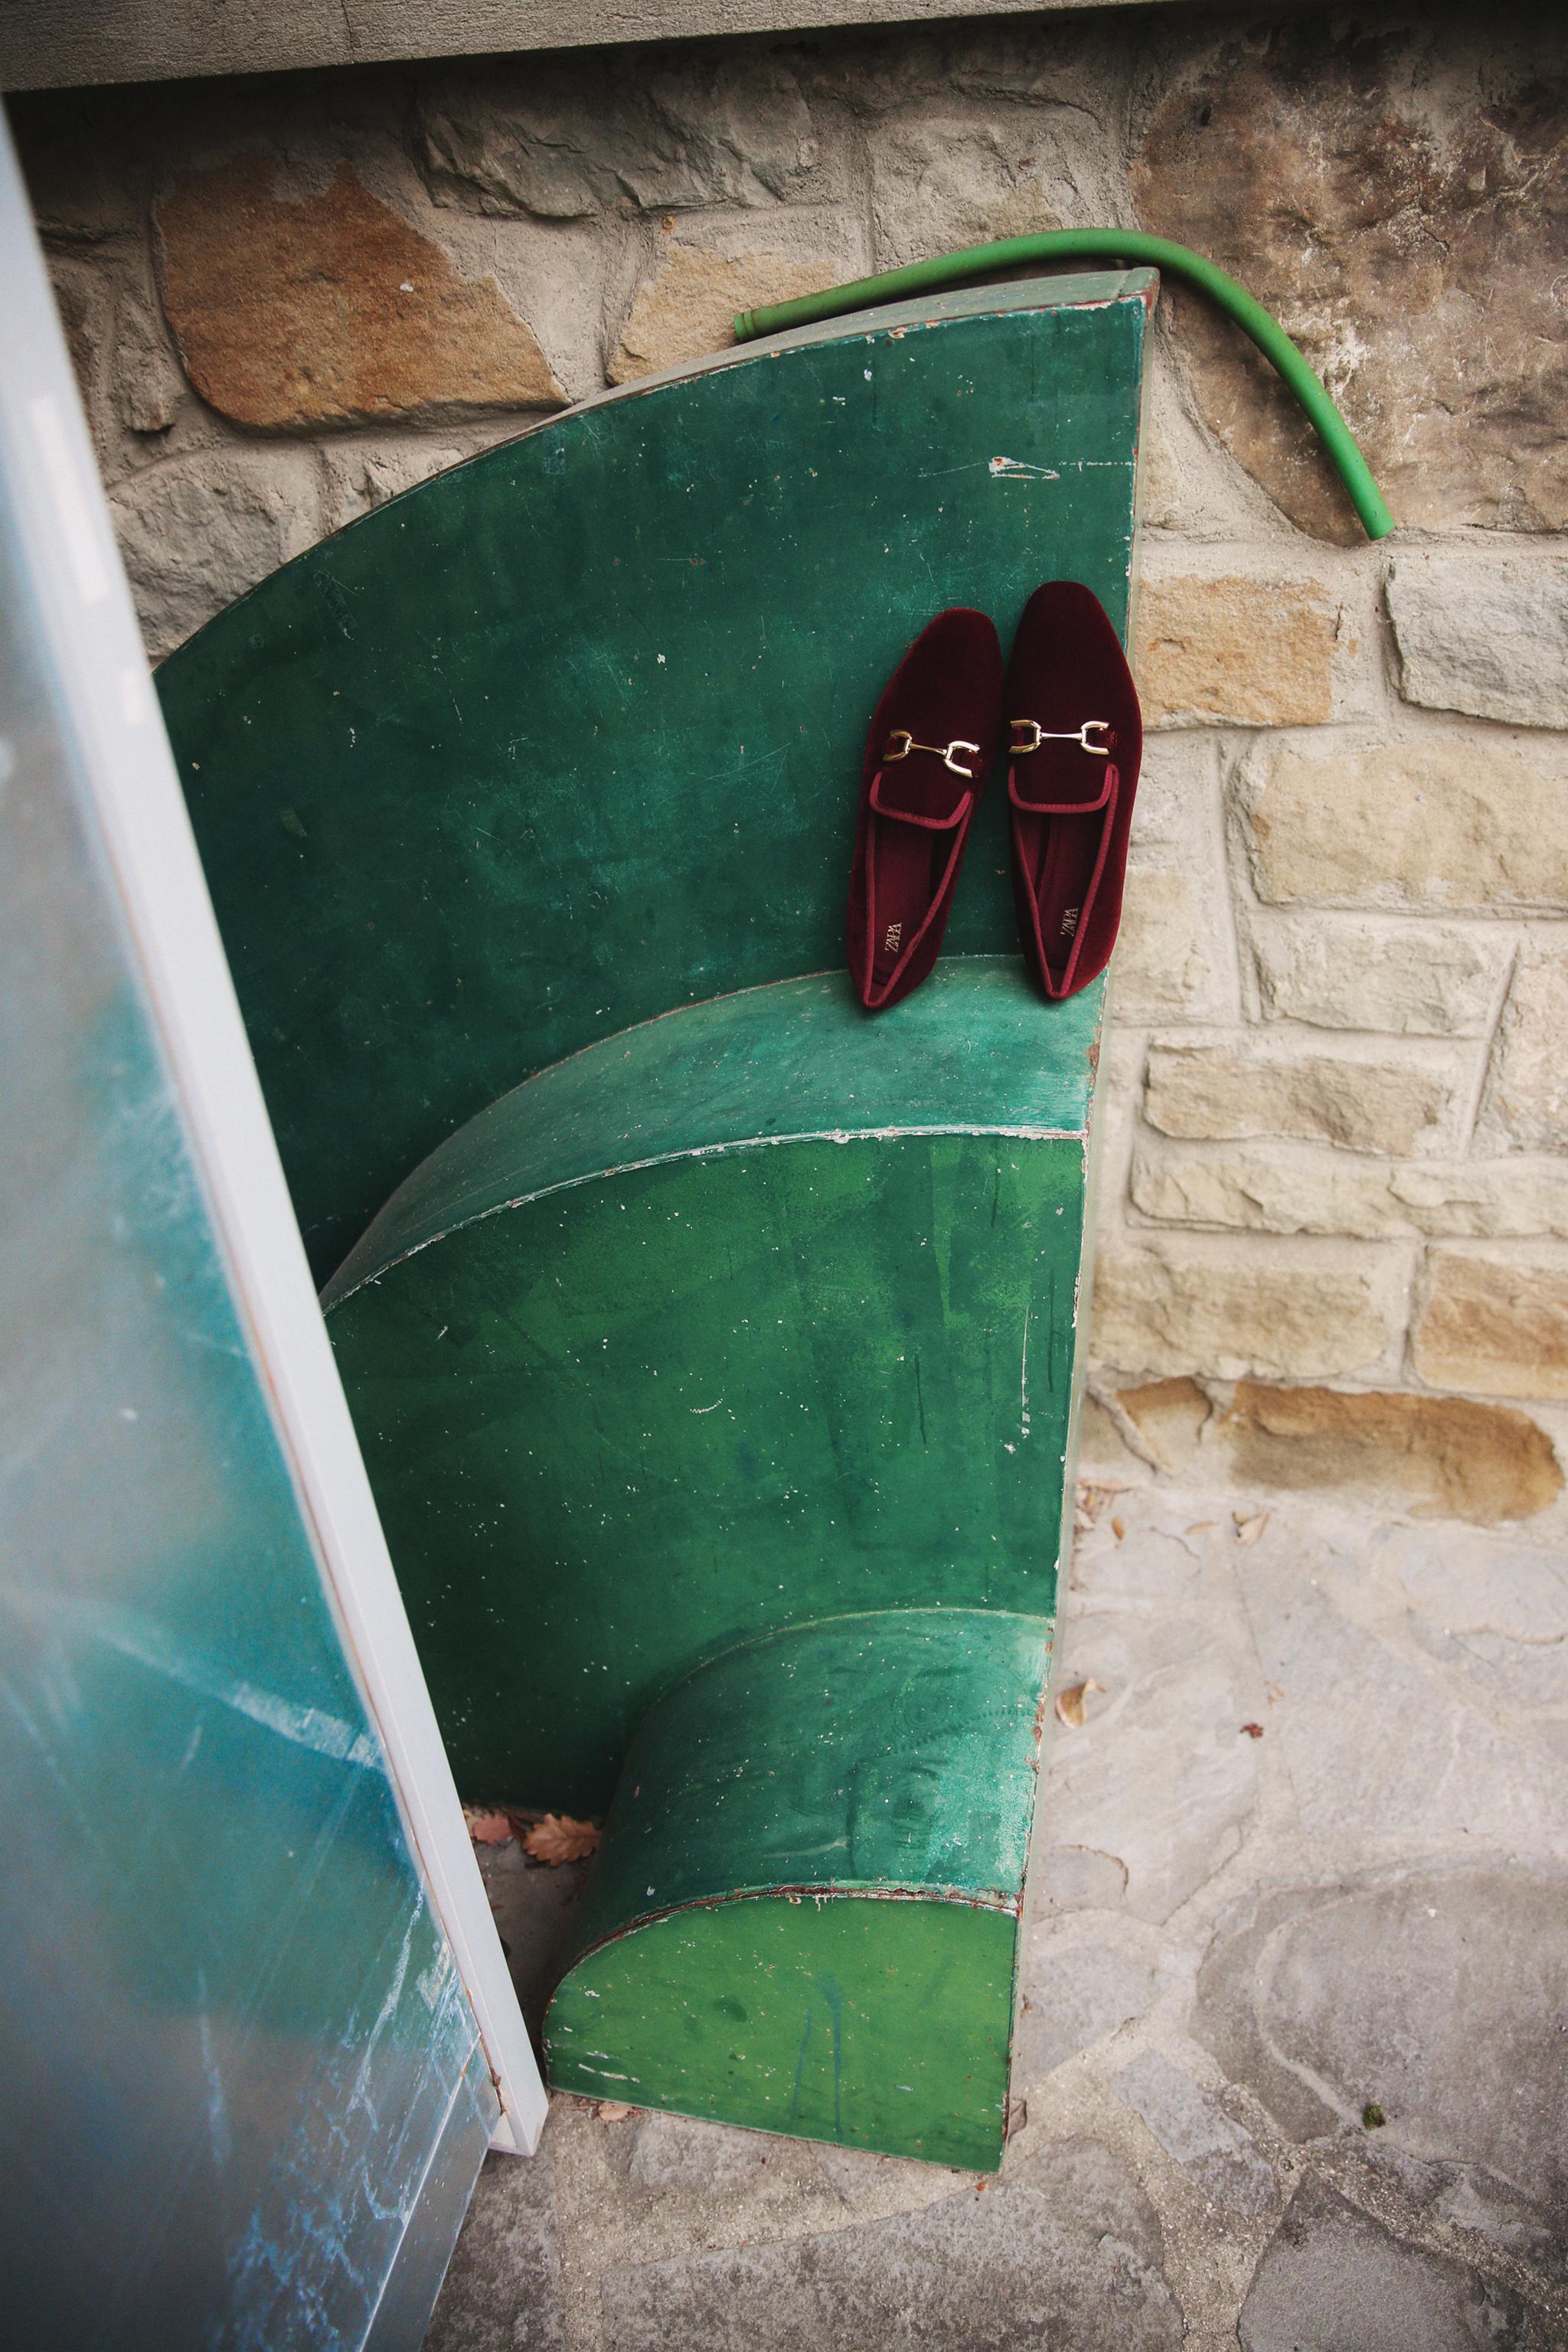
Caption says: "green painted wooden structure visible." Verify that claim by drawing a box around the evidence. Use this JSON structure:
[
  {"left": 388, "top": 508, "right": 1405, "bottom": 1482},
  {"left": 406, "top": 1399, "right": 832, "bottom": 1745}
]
[{"left": 157, "top": 271, "right": 1151, "bottom": 2171}]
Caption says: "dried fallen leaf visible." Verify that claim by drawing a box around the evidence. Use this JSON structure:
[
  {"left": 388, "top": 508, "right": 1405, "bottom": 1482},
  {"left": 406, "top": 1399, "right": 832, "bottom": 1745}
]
[
  {"left": 1185, "top": 1521, "right": 1217, "bottom": 1534},
  {"left": 1006, "top": 2096, "right": 1028, "bottom": 2141},
  {"left": 463, "top": 1808, "right": 514, "bottom": 1846},
  {"left": 1054, "top": 1677, "right": 1103, "bottom": 1729},
  {"left": 596, "top": 2101, "right": 633, "bottom": 2122},
  {"left": 1233, "top": 1510, "right": 1270, "bottom": 1547},
  {"left": 1111, "top": 1517, "right": 1125, "bottom": 1541},
  {"left": 1240, "top": 1722, "right": 1265, "bottom": 1740},
  {"left": 523, "top": 1812, "right": 602, "bottom": 1866}
]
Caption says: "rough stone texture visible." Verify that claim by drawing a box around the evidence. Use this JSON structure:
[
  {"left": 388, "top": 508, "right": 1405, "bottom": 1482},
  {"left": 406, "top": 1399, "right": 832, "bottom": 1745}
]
[
  {"left": 109, "top": 452, "right": 323, "bottom": 661},
  {"left": 608, "top": 234, "right": 843, "bottom": 383},
  {"left": 1212, "top": 1380, "right": 1562, "bottom": 1526},
  {"left": 1195, "top": 1866, "right": 1568, "bottom": 2207},
  {"left": 1388, "top": 552, "right": 1568, "bottom": 731},
  {"left": 155, "top": 158, "right": 562, "bottom": 427},
  {"left": 1016, "top": 1932, "right": 1162, "bottom": 2080},
  {"left": 1093, "top": 1242, "right": 1403, "bottom": 1382},
  {"left": 1132, "top": 19, "right": 1568, "bottom": 541},
  {"left": 420, "top": 52, "right": 823, "bottom": 219},
  {"left": 1135, "top": 576, "right": 1338, "bottom": 728},
  {"left": 1111, "top": 2050, "right": 1276, "bottom": 2217},
  {"left": 866, "top": 100, "right": 1110, "bottom": 270},
  {"left": 1112, "top": 1374, "right": 1563, "bottom": 1524},
  {"left": 115, "top": 286, "right": 187, "bottom": 436},
  {"left": 1245, "top": 911, "right": 1510, "bottom": 1037},
  {"left": 1239, "top": 1527, "right": 1568, "bottom": 1844},
  {"left": 424, "top": 2145, "right": 568, "bottom": 2351},
  {"left": 1143, "top": 1038, "right": 1459, "bottom": 1157},
  {"left": 1111, "top": 864, "right": 1233, "bottom": 1023},
  {"left": 1413, "top": 1252, "right": 1568, "bottom": 1400},
  {"left": 597, "top": 2135, "right": 1183, "bottom": 2350},
  {"left": 1480, "top": 951, "right": 1568, "bottom": 1156},
  {"left": 1132, "top": 1139, "right": 1568, "bottom": 1243},
  {"left": 1236, "top": 739, "right": 1568, "bottom": 915},
  {"left": 1044, "top": 1570, "right": 1261, "bottom": 1924},
  {"left": 1113, "top": 1375, "right": 1210, "bottom": 1472},
  {"left": 1073, "top": 1393, "right": 1147, "bottom": 1481},
  {"left": 1238, "top": 2176, "right": 1527, "bottom": 2352}
]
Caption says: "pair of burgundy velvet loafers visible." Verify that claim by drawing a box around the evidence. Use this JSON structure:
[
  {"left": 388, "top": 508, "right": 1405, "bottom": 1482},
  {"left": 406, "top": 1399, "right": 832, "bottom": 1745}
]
[{"left": 846, "top": 583, "right": 1142, "bottom": 1011}]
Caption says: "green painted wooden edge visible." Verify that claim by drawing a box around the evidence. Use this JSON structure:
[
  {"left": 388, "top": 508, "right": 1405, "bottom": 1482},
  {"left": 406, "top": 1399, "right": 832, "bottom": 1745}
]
[{"left": 734, "top": 232, "right": 1395, "bottom": 541}]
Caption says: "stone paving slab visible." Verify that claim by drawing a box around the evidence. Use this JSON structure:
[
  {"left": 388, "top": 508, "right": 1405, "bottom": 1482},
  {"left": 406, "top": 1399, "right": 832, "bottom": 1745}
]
[{"left": 428, "top": 1485, "right": 1568, "bottom": 2350}]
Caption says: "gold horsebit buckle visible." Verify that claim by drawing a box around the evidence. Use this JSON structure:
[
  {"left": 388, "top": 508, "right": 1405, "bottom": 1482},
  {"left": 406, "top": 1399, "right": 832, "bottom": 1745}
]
[
  {"left": 1011, "top": 719, "right": 1112, "bottom": 756},
  {"left": 883, "top": 730, "right": 980, "bottom": 779}
]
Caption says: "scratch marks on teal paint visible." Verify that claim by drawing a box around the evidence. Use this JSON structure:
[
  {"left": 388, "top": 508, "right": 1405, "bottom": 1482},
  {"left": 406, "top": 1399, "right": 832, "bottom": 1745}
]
[{"left": 788, "top": 1975, "right": 844, "bottom": 2136}]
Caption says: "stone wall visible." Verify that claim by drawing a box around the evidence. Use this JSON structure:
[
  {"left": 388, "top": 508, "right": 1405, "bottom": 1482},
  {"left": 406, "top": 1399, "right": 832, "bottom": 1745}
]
[{"left": 15, "top": 5, "right": 1568, "bottom": 1537}]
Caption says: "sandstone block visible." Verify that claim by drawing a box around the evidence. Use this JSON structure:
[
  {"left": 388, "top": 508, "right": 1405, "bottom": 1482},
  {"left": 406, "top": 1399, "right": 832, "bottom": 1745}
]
[
  {"left": 1213, "top": 1380, "right": 1562, "bottom": 1524},
  {"left": 1388, "top": 552, "right": 1568, "bottom": 731},
  {"left": 1074, "top": 1395, "right": 1146, "bottom": 1481},
  {"left": 1111, "top": 865, "right": 1233, "bottom": 1022},
  {"left": 155, "top": 158, "right": 562, "bottom": 430},
  {"left": 1093, "top": 1243, "right": 1400, "bottom": 1381},
  {"left": 114, "top": 287, "right": 185, "bottom": 437},
  {"left": 1132, "top": 22, "right": 1568, "bottom": 539},
  {"left": 1114, "top": 1375, "right": 1210, "bottom": 1472},
  {"left": 1246, "top": 911, "right": 1508, "bottom": 1037},
  {"left": 1236, "top": 740, "right": 1568, "bottom": 914},
  {"left": 1135, "top": 576, "right": 1338, "bottom": 728},
  {"left": 1414, "top": 1252, "right": 1568, "bottom": 1400},
  {"left": 1132, "top": 1139, "right": 1568, "bottom": 1243},
  {"left": 608, "top": 240, "right": 844, "bottom": 384},
  {"left": 867, "top": 103, "right": 1111, "bottom": 271},
  {"left": 109, "top": 452, "right": 322, "bottom": 660},
  {"left": 420, "top": 53, "right": 821, "bottom": 218},
  {"left": 1480, "top": 951, "right": 1568, "bottom": 1155},
  {"left": 322, "top": 437, "right": 468, "bottom": 533},
  {"left": 1143, "top": 1040, "right": 1458, "bottom": 1158}
]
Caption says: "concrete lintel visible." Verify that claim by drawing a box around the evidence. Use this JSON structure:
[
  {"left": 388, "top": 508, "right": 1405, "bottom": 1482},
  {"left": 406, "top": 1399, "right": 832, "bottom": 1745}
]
[{"left": 2, "top": 0, "right": 1188, "bottom": 96}]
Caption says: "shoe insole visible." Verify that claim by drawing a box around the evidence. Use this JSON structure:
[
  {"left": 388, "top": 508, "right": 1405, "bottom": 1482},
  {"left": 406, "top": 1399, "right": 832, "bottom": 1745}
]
[
  {"left": 1029, "top": 811, "right": 1103, "bottom": 991},
  {"left": 870, "top": 822, "right": 949, "bottom": 997}
]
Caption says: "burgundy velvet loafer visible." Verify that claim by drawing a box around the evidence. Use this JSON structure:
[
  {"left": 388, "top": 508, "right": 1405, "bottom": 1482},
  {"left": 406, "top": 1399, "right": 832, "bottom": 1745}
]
[
  {"left": 1005, "top": 581, "right": 1142, "bottom": 1001},
  {"left": 846, "top": 607, "right": 1004, "bottom": 1011}
]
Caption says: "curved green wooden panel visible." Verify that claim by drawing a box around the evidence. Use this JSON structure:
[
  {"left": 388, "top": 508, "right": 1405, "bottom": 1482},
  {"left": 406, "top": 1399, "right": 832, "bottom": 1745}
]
[
  {"left": 547, "top": 1610, "right": 1045, "bottom": 2168},
  {"left": 569, "top": 1609, "right": 1050, "bottom": 1929},
  {"left": 550, "top": 1894, "right": 1016, "bottom": 2171},
  {"left": 156, "top": 271, "right": 1152, "bottom": 1279},
  {"left": 325, "top": 958, "right": 1102, "bottom": 1307},
  {"left": 325, "top": 969, "right": 1096, "bottom": 1808}
]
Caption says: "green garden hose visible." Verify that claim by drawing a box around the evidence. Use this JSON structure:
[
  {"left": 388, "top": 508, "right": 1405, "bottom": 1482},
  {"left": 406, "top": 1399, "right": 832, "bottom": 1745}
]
[{"left": 733, "top": 230, "right": 1394, "bottom": 543}]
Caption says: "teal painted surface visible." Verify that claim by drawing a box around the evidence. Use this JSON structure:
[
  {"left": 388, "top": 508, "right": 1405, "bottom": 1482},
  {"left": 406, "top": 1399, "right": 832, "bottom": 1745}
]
[
  {"left": 570, "top": 1609, "right": 1051, "bottom": 1938},
  {"left": 547, "top": 1612, "right": 1050, "bottom": 2167},
  {"left": 0, "top": 348, "right": 492, "bottom": 2350},
  {"left": 157, "top": 271, "right": 1150, "bottom": 1281},
  {"left": 327, "top": 962, "right": 1093, "bottom": 1808},
  {"left": 326, "top": 959, "right": 1102, "bottom": 1308},
  {"left": 548, "top": 1896, "right": 1018, "bottom": 2171}
]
